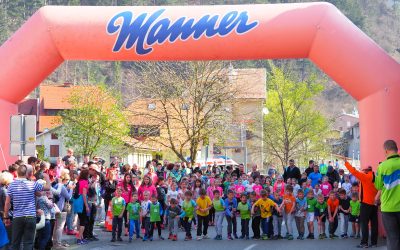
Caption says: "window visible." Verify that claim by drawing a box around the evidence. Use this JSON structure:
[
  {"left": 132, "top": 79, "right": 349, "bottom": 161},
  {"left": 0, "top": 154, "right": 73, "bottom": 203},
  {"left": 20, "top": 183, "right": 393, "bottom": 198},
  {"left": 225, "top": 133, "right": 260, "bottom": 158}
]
[
  {"left": 46, "top": 109, "right": 61, "bottom": 116},
  {"left": 148, "top": 103, "right": 156, "bottom": 111},
  {"left": 245, "top": 130, "right": 254, "bottom": 140},
  {"left": 213, "top": 145, "right": 222, "bottom": 155},
  {"left": 181, "top": 103, "right": 190, "bottom": 110},
  {"left": 50, "top": 145, "right": 59, "bottom": 157},
  {"left": 51, "top": 133, "right": 58, "bottom": 140},
  {"left": 130, "top": 125, "right": 160, "bottom": 137}
]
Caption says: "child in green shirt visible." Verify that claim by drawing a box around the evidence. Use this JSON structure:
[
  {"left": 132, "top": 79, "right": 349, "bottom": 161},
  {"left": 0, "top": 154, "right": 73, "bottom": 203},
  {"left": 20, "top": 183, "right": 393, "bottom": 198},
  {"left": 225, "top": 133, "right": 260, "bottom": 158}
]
[
  {"left": 315, "top": 194, "right": 327, "bottom": 239},
  {"left": 149, "top": 195, "right": 164, "bottom": 241},
  {"left": 349, "top": 192, "right": 360, "bottom": 238},
  {"left": 111, "top": 187, "right": 125, "bottom": 242},
  {"left": 212, "top": 189, "right": 225, "bottom": 240},
  {"left": 237, "top": 194, "right": 251, "bottom": 239},
  {"left": 126, "top": 192, "right": 141, "bottom": 242},
  {"left": 306, "top": 190, "right": 317, "bottom": 239},
  {"left": 181, "top": 190, "right": 197, "bottom": 241}
]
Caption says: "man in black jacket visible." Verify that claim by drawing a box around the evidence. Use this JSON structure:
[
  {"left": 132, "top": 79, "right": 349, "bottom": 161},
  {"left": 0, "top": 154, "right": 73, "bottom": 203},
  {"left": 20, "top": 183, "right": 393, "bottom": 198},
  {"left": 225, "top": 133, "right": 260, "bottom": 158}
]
[
  {"left": 283, "top": 159, "right": 301, "bottom": 182},
  {"left": 326, "top": 166, "right": 340, "bottom": 186},
  {"left": 305, "top": 160, "right": 315, "bottom": 177}
]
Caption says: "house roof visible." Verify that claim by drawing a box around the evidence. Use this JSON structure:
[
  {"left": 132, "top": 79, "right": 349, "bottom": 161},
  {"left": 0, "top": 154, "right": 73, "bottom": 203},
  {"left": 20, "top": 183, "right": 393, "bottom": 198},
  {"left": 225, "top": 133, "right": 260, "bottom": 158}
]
[
  {"left": 40, "top": 84, "right": 79, "bottom": 110},
  {"left": 38, "top": 116, "right": 62, "bottom": 132},
  {"left": 18, "top": 98, "right": 38, "bottom": 115},
  {"left": 231, "top": 68, "right": 266, "bottom": 99}
]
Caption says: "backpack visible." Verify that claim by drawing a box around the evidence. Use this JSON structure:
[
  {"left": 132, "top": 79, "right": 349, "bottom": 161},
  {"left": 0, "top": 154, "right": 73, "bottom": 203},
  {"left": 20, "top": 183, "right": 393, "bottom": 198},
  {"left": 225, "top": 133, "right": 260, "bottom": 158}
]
[{"left": 156, "top": 186, "right": 166, "bottom": 202}]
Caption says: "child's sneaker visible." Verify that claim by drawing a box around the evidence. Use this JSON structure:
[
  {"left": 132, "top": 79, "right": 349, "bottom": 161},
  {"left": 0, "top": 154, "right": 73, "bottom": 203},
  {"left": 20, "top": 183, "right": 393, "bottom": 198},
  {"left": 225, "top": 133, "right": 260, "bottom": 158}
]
[
  {"left": 261, "top": 235, "right": 269, "bottom": 240},
  {"left": 168, "top": 234, "right": 173, "bottom": 240},
  {"left": 322, "top": 233, "right": 327, "bottom": 239},
  {"left": 202, "top": 235, "right": 209, "bottom": 239},
  {"left": 287, "top": 235, "right": 294, "bottom": 240},
  {"left": 149, "top": 237, "right": 153, "bottom": 241},
  {"left": 245, "top": 236, "right": 250, "bottom": 240},
  {"left": 184, "top": 236, "right": 190, "bottom": 241},
  {"left": 159, "top": 236, "right": 165, "bottom": 240},
  {"left": 227, "top": 235, "right": 233, "bottom": 240},
  {"left": 110, "top": 238, "right": 116, "bottom": 243},
  {"left": 128, "top": 238, "right": 132, "bottom": 243},
  {"left": 233, "top": 234, "right": 239, "bottom": 239},
  {"left": 172, "top": 235, "right": 177, "bottom": 241},
  {"left": 309, "top": 234, "right": 314, "bottom": 239},
  {"left": 143, "top": 236, "right": 147, "bottom": 242},
  {"left": 239, "top": 235, "right": 245, "bottom": 239},
  {"left": 117, "top": 237, "right": 123, "bottom": 242},
  {"left": 318, "top": 234, "right": 323, "bottom": 239},
  {"left": 196, "top": 236, "right": 202, "bottom": 241}
]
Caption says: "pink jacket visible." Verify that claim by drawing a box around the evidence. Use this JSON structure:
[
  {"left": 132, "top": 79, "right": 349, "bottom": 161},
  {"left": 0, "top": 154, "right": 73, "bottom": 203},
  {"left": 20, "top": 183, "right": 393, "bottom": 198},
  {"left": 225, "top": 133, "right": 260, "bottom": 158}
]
[
  {"left": 273, "top": 182, "right": 285, "bottom": 196},
  {"left": 117, "top": 181, "right": 134, "bottom": 203},
  {"left": 321, "top": 182, "right": 332, "bottom": 197},
  {"left": 206, "top": 186, "right": 223, "bottom": 200},
  {"left": 253, "top": 184, "right": 263, "bottom": 198},
  {"left": 234, "top": 184, "right": 245, "bottom": 198},
  {"left": 137, "top": 185, "right": 157, "bottom": 201}
]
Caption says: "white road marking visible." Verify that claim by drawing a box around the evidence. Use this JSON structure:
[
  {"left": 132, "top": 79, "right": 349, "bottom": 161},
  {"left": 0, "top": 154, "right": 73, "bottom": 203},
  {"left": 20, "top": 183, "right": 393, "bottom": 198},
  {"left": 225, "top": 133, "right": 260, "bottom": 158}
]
[{"left": 243, "top": 243, "right": 257, "bottom": 250}]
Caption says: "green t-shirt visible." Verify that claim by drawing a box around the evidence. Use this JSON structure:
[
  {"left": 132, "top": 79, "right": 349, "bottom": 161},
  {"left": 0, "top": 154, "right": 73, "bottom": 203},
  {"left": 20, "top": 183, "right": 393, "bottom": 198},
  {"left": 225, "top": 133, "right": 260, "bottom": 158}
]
[
  {"left": 306, "top": 197, "right": 317, "bottom": 212},
  {"left": 319, "top": 164, "right": 328, "bottom": 175},
  {"left": 150, "top": 202, "right": 161, "bottom": 222},
  {"left": 315, "top": 201, "right": 327, "bottom": 215},
  {"left": 182, "top": 200, "right": 196, "bottom": 219},
  {"left": 237, "top": 202, "right": 251, "bottom": 219},
  {"left": 126, "top": 202, "right": 141, "bottom": 220},
  {"left": 350, "top": 200, "right": 360, "bottom": 216},
  {"left": 375, "top": 154, "right": 400, "bottom": 212},
  {"left": 212, "top": 198, "right": 225, "bottom": 212},
  {"left": 223, "top": 181, "right": 231, "bottom": 193},
  {"left": 111, "top": 197, "right": 126, "bottom": 216}
]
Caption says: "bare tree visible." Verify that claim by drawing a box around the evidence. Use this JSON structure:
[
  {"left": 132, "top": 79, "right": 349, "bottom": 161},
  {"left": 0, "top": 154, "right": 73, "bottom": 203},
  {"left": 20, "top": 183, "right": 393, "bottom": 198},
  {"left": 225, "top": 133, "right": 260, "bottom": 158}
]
[{"left": 126, "top": 61, "right": 240, "bottom": 164}]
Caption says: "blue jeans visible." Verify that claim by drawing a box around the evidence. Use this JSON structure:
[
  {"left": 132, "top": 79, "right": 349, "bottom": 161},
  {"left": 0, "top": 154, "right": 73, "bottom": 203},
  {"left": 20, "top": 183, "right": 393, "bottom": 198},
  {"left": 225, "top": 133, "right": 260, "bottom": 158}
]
[
  {"left": 37, "top": 220, "right": 51, "bottom": 250},
  {"left": 261, "top": 217, "right": 270, "bottom": 236},
  {"left": 129, "top": 219, "right": 140, "bottom": 238},
  {"left": 66, "top": 204, "right": 75, "bottom": 231}
]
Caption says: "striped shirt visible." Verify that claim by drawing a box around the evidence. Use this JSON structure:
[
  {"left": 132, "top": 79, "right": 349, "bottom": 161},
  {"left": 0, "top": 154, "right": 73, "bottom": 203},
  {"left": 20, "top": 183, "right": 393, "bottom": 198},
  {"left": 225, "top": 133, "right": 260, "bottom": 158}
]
[{"left": 7, "top": 178, "right": 44, "bottom": 217}]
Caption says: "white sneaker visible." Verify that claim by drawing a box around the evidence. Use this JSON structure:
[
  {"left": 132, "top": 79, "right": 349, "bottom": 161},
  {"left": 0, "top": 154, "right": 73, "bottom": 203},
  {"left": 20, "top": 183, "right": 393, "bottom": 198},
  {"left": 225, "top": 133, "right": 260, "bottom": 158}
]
[
  {"left": 196, "top": 236, "right": 202, "bottom": 241},
  {"left": 202, "top": 235, "right": 210, "bottom": 239}
]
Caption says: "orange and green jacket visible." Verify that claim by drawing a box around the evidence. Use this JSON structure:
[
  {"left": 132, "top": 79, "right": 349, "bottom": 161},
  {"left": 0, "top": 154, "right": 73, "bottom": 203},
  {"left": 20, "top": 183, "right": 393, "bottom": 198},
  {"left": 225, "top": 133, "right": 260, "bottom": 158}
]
[{"left": 344, "top": 161, "right": 377, "bottom": 206}]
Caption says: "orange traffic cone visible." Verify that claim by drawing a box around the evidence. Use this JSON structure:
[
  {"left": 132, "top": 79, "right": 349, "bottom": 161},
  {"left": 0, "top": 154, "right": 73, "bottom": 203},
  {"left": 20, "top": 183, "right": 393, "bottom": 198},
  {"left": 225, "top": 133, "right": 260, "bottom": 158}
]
[{"left": 105, "top": 201, "right": 113, "bottom": 232}]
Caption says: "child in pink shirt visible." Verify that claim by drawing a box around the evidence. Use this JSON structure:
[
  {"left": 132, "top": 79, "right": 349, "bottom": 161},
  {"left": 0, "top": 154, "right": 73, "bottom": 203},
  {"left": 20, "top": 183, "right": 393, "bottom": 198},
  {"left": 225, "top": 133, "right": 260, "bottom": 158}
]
[
  {"left": 252, "top": 179, "right": 263, "bottom": 198},
  {"left": 320, "top": 176, "right": 332, "bottom": 198},
  {"left": 207, "top": 178, "right": 223, "bottom": 200},
  {"left": 234, "top": 179, "right": 245, "bottom": 199},
  {"left": 273, "top": 176, "right": 286, "bottom": 197}
]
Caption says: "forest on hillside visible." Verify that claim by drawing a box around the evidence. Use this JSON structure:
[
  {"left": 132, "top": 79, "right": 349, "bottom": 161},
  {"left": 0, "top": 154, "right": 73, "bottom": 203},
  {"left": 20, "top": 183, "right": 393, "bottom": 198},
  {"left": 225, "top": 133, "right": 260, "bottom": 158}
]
[{"left": 1, "top": 0, "right": 400, "bottom": 116}]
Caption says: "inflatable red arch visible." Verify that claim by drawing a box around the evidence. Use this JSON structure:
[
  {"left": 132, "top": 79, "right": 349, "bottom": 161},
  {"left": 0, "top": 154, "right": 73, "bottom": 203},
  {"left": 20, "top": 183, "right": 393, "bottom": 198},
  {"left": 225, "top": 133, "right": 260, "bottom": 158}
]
[{"left": 0, "top": 2, "right": 399, "bottom": 168}]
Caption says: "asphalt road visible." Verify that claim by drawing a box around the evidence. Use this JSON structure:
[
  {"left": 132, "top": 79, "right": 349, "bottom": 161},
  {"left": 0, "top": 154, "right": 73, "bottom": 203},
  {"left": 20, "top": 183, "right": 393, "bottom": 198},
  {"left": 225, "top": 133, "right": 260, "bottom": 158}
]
[{"left": 71, "top": 220, "right": 387, "bottom": 250}]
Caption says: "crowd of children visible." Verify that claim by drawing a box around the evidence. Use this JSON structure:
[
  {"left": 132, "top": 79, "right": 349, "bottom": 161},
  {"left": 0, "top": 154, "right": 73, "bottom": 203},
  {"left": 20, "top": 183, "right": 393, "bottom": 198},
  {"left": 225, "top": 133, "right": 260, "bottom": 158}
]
[{"left": 108, "top": 163, "right": 362, "bottom": 243}]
